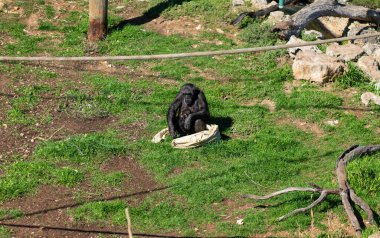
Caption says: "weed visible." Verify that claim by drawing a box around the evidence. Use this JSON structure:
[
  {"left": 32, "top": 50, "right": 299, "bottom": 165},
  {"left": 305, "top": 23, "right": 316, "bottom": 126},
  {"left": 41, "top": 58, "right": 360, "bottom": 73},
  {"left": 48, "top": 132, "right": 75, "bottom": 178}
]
[
  {"left": 33, "top": 132, "right": 127, "bottom": 163},
  {"left": 53, "top": 167, "right": 85, "bottom": 187},
  {"left": 44, "top": 5, "right": 55, "bottom": 19},
  {"left": 0, "top": 226, "right": 11, "bottom": 238},
  {"left": 71, "top": 200, "right": 127, "bottom": 225},
  {"left": 335, "top": 62, "right": 370, "bottom": 88},
  {"left": 91, "top": 171, "right": 126, "bottom": 187},
  {"left": 351, "top": 0, "right": 380, "bottom": 8},
  {"left": 347, "top": 156, "right": 380, "bottom": 195},
  {"left": 0, "top": 209, "right": 23, "bottom": 219},
  {"left": 239, "top": 19, "right": 278, "bottom": 46}
]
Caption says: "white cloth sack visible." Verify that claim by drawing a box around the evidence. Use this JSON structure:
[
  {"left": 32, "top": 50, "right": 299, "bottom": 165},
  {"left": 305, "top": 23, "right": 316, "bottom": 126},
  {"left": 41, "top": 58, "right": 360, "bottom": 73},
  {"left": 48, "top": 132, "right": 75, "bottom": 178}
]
[{"left": 152, "top": 124, "right": 221, "bottom": 149}]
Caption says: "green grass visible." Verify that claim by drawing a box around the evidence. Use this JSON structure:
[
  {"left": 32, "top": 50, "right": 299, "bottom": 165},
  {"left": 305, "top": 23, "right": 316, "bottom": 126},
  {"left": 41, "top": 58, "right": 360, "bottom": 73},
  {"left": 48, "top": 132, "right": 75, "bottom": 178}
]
[
  {"left": 351, "top": 0, "right": 380, "bottom": 8},
  {"left": 0, "top": 209, "right": 23, "bottom": 220},
  {"left": 0, "top": 132, "right": 127, "bottom": 201},
  {"left": 91, "top": 171, "right": 127, "bottom": 187},
  {"left": 0, "top": 226, "right": 11, "bottom": 238},
  {"left": 0, "top": 0, "right": 380, "bottom": 237},
  {"left": 335, "top": 62, "right": 371, "bottom": 89}
]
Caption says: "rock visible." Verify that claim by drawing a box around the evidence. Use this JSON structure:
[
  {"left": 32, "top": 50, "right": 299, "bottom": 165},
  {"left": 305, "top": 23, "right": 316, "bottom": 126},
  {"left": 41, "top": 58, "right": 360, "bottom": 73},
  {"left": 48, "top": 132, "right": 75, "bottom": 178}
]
[
  {"left": 317, "top": 16, "right": 350, "bottom": 37},
  {"left": 232, "top": 0, "right": 245, "bottom": 6},
  {"left": 26, "top": 13, "right": 39, "bottom": 31},
  {"left": 368, "top": 232, "right": 380, "bottom": 238},
  {"left": 266, "top": 11, "right": 290, "bottom": 25},
  {"left": 292, "top": 51, "right": 346, "bottom": 83},
  {"left": 357, "top": 56, "right": 380, "bottom": 82},
  {"left": 116, "top": 6, "right": 126, "bottom": 10},
  {"left": 347, "top": 21, "right": 379, "bottom": 45},
  {"left": 373, "top": 49, "right": 380, "bottom": 62},
  {"left": 216, "top": 28, "right": 224, "bottom": 34},
  {"left": 287, "top": 36, "right": 322, "bottom": 59},
  {"left": 304, "top": 30, "right": 324, "bottom": 40},
  {"left": 326, "top": 43, "right": 365, "bottom": 62},
  {"left": 325, "top": 120, "right": 339, "bottom": 126},
  {"left": 337, "top": 0, "right": 349, "bottom": 3},
  {"left": 363, "top": 43, "right": 380, "bottom": 56},
  {"left": 236, "top": 219, "right": 244, "bottom": 225},
  {"left": 252, "top": 0, "right": 273, "bottom": 10},
  {"left": 361, "top": 92, "right": 380, "bottom": 106}
]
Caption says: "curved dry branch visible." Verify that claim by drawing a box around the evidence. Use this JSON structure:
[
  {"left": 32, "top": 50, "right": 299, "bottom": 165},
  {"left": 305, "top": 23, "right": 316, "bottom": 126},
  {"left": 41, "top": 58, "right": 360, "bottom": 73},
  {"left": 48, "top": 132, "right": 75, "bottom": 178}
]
[
  {"left": 243, "top": 187, "right": 320, "bottom": 199},
  {"left": 273, "top": 0, "right": 380, "bottom": 39},
  {"left": 277, "top": 191, "right": 328, "bottom": 221},
  {"left": 243, "top": 144, "right": 380, "bottom": 237},
  {"left": 349, "top": 188, "right": 374, "bottom": 225}
]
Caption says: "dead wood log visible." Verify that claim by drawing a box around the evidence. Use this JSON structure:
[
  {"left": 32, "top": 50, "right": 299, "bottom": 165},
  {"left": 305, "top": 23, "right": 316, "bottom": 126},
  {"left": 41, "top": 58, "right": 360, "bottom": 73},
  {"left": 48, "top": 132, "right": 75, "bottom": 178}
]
[
  {"left": 233, "top": 0, "right": 380, "bottom": 40},
  {"left": 243, "top": 144, "right": 380, "bottom": 237},
  {"left": 274, "top": 0, "right": 380, "bottom": 39}
]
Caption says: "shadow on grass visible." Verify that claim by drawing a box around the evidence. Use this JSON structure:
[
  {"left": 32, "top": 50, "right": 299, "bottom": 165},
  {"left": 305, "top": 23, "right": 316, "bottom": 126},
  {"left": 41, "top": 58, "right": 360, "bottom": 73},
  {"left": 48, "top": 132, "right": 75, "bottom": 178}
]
[
  {"left": 209, "top": 116, "right": 233, "bottom": 140},
  {"left": 0, "top": 222, "right": 244, "bottom": 238},
  {"left": 109, "top": 0, "right": 191, "bottom": 33},
  {"left": 0, "top": 186, "right": 169, "bottom": 222}
]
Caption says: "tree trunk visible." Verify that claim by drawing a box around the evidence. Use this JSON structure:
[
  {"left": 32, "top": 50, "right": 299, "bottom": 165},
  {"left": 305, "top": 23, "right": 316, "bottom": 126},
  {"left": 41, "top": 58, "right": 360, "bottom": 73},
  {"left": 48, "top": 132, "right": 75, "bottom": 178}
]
[
  {"left": 273, "top": 0, "right": 380, "bottom": 39},
  {"left": 232, "top": 0, "right": 380, "bottom": 40},
  {"left": 88, "top": 0, "right": 108, "bottom": 41},
  {"left": 243, "top": 144, "right": 380, "bottom": 237}
]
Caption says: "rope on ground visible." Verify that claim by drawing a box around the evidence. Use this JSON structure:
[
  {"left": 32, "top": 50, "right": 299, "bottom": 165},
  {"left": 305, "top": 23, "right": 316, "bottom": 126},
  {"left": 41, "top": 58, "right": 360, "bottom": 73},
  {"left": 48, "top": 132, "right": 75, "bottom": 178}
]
[
  {"left": 125, "top": 208, "right": 133, "bottom": 238},
  {"left": 0, "top": 32, "right": 379, "bottom": 62}
]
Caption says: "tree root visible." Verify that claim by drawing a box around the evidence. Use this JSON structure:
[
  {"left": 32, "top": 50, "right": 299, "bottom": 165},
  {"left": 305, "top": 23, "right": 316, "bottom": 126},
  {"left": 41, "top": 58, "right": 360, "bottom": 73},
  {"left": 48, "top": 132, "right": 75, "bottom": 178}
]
[{"left": 243, "top": 144, "right": 380, "bottom": 237}]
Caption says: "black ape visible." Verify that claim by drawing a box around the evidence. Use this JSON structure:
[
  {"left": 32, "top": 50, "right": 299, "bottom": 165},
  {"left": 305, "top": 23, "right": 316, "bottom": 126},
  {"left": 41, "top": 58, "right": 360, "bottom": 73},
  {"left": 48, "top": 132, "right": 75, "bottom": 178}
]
[{"left": 167, "top": 83, "right": 210, "bottom": 139}]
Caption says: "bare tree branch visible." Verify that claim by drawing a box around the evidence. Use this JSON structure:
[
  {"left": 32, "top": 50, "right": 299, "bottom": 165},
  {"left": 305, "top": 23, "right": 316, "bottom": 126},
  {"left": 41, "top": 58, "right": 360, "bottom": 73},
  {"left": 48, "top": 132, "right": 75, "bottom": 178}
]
[
  {"left": 243, "top": 144, "right": 380, "bottom": 237},
  {"left": 277, "top": 191, "right": 328, "bottom": 221},
  {"left": 233, "top": 0, "right": 380, "bottom": 40}
]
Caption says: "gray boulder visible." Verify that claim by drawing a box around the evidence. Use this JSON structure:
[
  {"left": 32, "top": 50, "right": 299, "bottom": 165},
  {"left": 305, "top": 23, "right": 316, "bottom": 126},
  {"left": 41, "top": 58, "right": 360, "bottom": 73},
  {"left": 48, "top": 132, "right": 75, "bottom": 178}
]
[{"left": 293, "top": 51, "right": 346, "bottom": 83}]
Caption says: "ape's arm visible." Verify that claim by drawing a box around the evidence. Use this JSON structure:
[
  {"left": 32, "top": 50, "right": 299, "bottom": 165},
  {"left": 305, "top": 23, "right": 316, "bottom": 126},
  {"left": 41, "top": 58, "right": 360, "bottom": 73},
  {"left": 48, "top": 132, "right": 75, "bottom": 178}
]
[
  {"left": 167, "top": 96, "right": 182, "bottom": 138},
  {"left": 184, "top": 91, "right": 210, "bottom": 130}
]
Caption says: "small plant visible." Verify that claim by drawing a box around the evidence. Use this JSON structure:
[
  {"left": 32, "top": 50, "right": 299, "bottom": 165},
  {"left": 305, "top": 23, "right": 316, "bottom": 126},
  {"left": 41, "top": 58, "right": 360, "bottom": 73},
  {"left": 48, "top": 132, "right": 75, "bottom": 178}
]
[
  {"left": 239, "top": 19, "right": 278, "bottom": 46},
  {"left": 301, "top": 30, "right": 318, "bottom": 41},
  {"left": 347, "top": 156, "right": 380, "bottom": 194},
  {"left": 335, "top": 62, "right": 370, "bottom": 88},
  {"left": 44, "top": 5, "right": 55, "bottom": 19},
  {"left": 91, "top": 171, "right": 126, "bottom": 187},
  {"left": 53, "top": 167, "right": 85, "bottom": 187}
]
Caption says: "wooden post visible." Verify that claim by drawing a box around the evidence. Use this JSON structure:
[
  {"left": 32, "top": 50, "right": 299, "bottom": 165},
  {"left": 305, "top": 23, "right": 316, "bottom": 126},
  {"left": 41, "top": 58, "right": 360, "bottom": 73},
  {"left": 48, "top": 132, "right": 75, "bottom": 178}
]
[{"left": 88, "top": 0, "right": 108, "bottom": 41}]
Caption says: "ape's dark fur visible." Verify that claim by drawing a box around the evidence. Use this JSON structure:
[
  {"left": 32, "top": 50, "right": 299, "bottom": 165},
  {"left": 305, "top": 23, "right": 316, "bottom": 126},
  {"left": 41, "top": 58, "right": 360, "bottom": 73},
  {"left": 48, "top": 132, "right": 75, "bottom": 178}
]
[{"left": 167, "top": 83, "right": 210, "bottom": 139}]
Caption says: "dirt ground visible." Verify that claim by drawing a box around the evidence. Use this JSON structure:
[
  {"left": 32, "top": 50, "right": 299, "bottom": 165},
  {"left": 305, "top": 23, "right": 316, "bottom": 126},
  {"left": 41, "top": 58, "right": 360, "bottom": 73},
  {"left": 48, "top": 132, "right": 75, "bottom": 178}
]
[{"left": 1, "top": 156, "right": 163, "bottom": 237}]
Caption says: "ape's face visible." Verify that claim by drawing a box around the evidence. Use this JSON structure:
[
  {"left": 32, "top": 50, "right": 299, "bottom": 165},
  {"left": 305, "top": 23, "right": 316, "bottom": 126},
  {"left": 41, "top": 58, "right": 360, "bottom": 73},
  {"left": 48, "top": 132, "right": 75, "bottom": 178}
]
[{"left": 183, "top": 88, "right": 195, "bottom": 106}]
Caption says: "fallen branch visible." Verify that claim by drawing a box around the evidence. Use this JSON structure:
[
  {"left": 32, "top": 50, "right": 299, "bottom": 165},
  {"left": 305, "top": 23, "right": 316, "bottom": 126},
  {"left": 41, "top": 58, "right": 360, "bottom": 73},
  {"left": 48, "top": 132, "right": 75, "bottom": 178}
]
[
  {"left": 32, "top": 126, "right": 64, "bottom": 142},
  {"left": 233, "top": 0, "right": 380, "bottom": 40},
  {"left": 243, "top": 144, "right": 380, "bottom": 237},
  {"left": 273, "top": 0, "right": 380, "bottom": 39}
]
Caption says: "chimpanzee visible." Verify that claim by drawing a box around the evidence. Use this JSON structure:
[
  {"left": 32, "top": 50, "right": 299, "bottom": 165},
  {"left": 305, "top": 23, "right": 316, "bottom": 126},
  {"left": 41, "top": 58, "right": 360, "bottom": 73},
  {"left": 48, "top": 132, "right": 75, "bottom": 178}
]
[{"left": 167, "top": 83, "right": 210, "bottom": 139}]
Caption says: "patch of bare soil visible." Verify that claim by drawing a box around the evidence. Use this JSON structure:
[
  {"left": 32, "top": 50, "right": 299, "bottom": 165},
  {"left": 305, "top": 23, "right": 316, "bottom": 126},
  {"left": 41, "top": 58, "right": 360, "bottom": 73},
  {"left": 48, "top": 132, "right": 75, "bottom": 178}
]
[
  {"left": 118, "top": 121, "right": 148, "bottom": 142},
  {"left": 240, "top": 98, "right": 276, "bottom": 112},
  {"left": 277, "top": 117, "right": 324, "bottom": 138},
  {"left": 338, "top": 88, "right": 369, "bottom": 119},
  {"left": 1, "top": 157, "right": 161, "bottom": 238},
  {"left": 283, "top": 80, "right": 302, "bottom": 95},
  {"left": 323, "top": 210, "right": 355, "bottom": 237},
  {"left": 146, "top": 16, "right": 203, "bottom": 37},
  {"left": 0, "top": 114, "right": 116, "bottom": 158},
  {"left": 187, "top": 64, "right": 226, "bottom": 81}
]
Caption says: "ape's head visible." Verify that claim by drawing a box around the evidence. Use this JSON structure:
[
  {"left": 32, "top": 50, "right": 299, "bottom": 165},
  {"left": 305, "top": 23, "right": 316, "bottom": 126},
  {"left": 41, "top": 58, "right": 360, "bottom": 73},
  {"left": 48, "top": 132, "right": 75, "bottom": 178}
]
[{"left": 181, "top": 83, "right": 198, "bottom": 106}]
